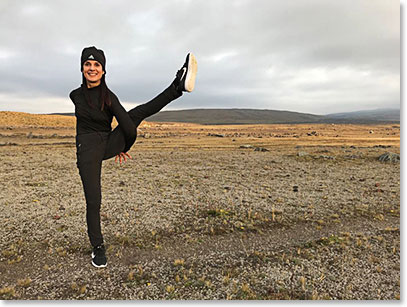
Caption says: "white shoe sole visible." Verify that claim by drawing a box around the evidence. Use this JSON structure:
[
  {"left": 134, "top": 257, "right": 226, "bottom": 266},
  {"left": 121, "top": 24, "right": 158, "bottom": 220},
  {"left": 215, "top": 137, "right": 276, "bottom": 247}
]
[
  {"left": 185, "top": 53, "right": 197, "bottom": 92},
  {"left": 91, "top": 261, "right": 107, "bottom": 268},
  {"left": 91, "top": 252, "right": 107, "bottom": 268}
]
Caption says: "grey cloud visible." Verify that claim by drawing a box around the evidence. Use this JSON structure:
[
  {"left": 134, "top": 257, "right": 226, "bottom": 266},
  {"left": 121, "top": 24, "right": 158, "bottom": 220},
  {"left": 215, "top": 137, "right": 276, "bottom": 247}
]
[{"left": 0, "top": 0, "right": 400, "bottom": 114}]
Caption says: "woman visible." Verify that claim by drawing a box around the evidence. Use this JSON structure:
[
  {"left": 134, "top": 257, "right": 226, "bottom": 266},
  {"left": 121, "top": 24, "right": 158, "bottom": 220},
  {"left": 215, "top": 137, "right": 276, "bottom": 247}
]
[{"left": 69, "top": 46, "right": 197, "bottom": 268}]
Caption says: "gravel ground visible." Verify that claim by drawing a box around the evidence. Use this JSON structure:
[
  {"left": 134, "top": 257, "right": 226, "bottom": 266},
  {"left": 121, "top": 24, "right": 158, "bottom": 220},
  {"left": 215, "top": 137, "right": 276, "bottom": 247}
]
[{"left": 0, "top": 134, "right": 400, "bottom": 300}]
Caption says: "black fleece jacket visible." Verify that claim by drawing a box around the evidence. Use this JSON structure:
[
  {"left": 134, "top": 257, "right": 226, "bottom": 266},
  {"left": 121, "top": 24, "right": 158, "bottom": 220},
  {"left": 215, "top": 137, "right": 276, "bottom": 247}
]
[{"left": 69, "top": 85, "right": 136, "bottom": 153}]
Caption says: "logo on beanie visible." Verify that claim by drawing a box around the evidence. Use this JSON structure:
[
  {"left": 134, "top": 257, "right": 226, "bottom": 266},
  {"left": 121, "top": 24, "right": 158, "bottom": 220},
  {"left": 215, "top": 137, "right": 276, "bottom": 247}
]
[{"left": 88, "top": 55, "right": 95, "bottom": 59}]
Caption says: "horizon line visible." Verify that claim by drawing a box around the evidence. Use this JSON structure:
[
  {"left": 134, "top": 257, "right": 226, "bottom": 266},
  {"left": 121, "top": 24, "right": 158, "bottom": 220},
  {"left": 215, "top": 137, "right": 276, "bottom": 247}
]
[{"left": 0, "top": 107, "right": 400, "bottom": 117}]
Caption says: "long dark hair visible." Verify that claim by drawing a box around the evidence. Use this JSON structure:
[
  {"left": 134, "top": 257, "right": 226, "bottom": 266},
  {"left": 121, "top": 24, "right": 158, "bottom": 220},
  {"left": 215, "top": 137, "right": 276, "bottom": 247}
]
[{"left": 81, "top": 74, "right": 112, "bottom": 111}]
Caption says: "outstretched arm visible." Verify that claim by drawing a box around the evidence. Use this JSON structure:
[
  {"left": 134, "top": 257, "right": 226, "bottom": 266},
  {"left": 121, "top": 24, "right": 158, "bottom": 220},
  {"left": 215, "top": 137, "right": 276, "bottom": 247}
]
[{"left": 109, "top": 93, "right": 137, "bottom": 154}]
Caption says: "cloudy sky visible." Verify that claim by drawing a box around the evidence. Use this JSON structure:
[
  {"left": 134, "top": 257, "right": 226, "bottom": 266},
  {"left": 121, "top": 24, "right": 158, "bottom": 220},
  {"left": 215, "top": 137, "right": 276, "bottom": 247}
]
[{"left": 0, "top": 0, "right": 400, "bottom": 115}]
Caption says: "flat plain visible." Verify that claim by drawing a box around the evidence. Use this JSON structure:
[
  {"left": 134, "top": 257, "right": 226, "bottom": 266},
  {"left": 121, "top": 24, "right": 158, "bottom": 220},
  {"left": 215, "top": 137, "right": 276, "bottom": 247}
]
[{"left": 0, "top": 111, "right": 400, "bottom": 300}]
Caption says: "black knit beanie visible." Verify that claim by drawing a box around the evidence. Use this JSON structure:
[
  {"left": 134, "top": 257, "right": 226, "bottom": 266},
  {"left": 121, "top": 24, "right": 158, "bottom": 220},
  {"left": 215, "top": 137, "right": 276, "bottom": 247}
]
[{"left": 81, "top": 46, "right": 106, "bottom": 73}]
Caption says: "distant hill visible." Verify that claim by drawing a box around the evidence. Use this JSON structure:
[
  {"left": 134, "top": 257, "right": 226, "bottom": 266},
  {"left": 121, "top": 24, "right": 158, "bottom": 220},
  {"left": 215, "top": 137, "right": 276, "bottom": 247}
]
[
  {"left": 146, "top": 108, "right": 323, "bottom": 125},
  {"left": 322, "top": 108, "right": 400, "bottom": 123},
  {"left": 48, "top": 108, "right": 400, "bottom": 125},
  {"left": 145, "top": 108, "right": 400, "bottom": 125}
]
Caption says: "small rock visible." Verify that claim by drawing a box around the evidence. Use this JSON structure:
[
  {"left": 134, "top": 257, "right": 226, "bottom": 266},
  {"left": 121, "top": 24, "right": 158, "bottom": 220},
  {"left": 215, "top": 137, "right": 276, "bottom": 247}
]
[
  {"left": 254, "top": 147, "right": 269, "bottom": 152},
  {"left": 239, "top": 145, "right": 253, "bottom": 149},
  {"left": 373, "top": 145, "right": 391, "bottom": 148},
  {"left": 297, "top": 151, "right": 308, "bottom": 157},
  {"left": 293, "top": 185, "right": 299, "bottom": 192},
  {"left": 119, "top": 181, "right": 126, "bottom": 186},
  {"left": 344, "top": 154, "right": 361, "bottom": 159},
  {"left": 378, "top": 152, "right": 400, "bottom": 162},
  {"left": 319, "top": 155, "right": 335, "bottom": 160},
  {"left": 208, "top": 133, "right": 225, "bottom": 137},
  {"left": 0, "top": 142, "right": 18, "bottom": 146}
]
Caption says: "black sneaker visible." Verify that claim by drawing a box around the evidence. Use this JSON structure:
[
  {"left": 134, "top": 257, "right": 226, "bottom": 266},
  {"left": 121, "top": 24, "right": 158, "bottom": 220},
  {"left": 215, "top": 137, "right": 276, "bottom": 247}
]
[
  {"left": 91, "top": 244, "right": 107, "bottom": 268},
  {"left": 174, "top": 53, "right": 197, "bottom": 92}
]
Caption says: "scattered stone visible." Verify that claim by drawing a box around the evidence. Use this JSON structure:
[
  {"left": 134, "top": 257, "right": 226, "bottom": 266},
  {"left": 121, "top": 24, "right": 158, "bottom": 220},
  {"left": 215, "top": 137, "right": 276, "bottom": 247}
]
[
  {"left": 119, "top": 181, "right": 126, "bottom": 186},
  {"left": 293, "top": 185, "right": 299, "bottom": 192},
  {"left": 239, "top": 145, "right": 253, "bottom": 149},
  {"left": 369, "top": 130, "right": 374, "bottom": 134},
  {"left": 307, "top": 131, "right": 318, "bottom": 136},
  {"left": 373, "top": 145, "right": 391, "bottom": 148},
  {"left": 344, "top": 154, "right": 362, "bottom": 160},
  {"left": 297, "top": 151, "right": 308, "bottom": 157},
  {"left": 378, "top": 152, "right": 400, "bottom": 163},
  {"left": 0, "top": 142, "right": 18, "bottom": 146},
  {"left": 319, "top": 155, "right": 335, "bottom": 160},
  {"left": 208, "top": 133, "right": 225, "bottom": 137},
  {"left": 254, "top": 147, "right": 269, "bottom": 152}
]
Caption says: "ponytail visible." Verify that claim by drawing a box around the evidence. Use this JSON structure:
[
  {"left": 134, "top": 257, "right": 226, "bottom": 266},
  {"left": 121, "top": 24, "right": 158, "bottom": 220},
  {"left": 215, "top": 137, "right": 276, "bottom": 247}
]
[{"left": 100, "top": 75, "right": 111, "bottom": 111}]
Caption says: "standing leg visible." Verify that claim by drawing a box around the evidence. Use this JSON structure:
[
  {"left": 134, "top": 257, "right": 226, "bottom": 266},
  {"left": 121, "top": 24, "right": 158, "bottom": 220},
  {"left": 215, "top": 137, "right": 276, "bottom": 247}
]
[
  {"left": 76, "top": 133, "right": 106, "bottom": 247},
  {"left": 103, "top": 84, "right": 182, "bottom": 160}
]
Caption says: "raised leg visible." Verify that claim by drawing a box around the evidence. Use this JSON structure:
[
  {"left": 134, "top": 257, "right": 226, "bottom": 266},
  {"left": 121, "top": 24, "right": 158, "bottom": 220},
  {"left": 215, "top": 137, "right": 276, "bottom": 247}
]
[
  {"left": 128, "top": 83, "right": 182, "bottom": 128},
  {"left": 103, "top": 84, "right": 182, "bottom": 160}
]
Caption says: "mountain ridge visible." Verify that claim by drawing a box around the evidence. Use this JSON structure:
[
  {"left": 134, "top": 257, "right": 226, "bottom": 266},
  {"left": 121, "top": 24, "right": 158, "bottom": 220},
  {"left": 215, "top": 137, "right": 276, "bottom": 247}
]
[{"left": 47, "top": 108, "right": 400, "bottom": 125}]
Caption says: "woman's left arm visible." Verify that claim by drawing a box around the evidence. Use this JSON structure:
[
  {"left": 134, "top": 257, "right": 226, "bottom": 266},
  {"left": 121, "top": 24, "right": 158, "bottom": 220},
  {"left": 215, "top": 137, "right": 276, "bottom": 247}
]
[{"left": 109, "top": 93, "right": 137, "bottom": 155}]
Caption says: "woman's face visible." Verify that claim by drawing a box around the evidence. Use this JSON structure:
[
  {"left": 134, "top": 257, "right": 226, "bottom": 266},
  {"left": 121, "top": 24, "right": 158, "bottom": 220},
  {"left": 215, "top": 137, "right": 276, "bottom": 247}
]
[{"left": 83, "top": 60, "right": 104, "bottom": 87}]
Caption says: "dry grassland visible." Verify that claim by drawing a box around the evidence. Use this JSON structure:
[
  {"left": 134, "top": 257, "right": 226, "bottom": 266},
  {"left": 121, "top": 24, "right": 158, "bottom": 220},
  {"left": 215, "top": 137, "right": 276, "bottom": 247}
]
[{"left": 0, "top": 111, "right": 400, "bottom": 300}]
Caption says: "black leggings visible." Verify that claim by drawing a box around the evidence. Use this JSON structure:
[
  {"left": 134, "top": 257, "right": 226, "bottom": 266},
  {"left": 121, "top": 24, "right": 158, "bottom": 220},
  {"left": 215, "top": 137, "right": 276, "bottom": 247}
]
[{"left": 76, "top": 84, "right": 182, "bottom": 247}]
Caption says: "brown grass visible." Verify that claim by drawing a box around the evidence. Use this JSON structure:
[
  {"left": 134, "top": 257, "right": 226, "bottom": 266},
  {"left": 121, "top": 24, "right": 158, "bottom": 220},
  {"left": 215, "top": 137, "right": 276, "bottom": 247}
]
[{"left": 0, "top": 111, "right": 400, "bottom": 300}]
